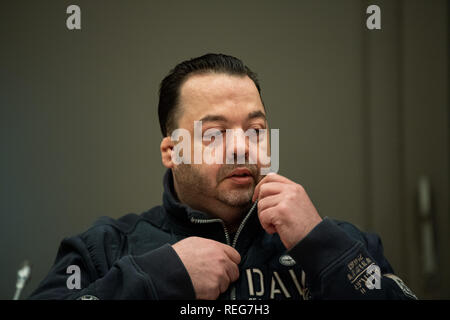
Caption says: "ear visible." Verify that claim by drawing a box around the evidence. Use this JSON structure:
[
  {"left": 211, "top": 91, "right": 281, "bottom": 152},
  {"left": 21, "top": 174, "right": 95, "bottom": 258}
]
[{"left": 160, "top": 136, "right": 175, "bottom": 168}]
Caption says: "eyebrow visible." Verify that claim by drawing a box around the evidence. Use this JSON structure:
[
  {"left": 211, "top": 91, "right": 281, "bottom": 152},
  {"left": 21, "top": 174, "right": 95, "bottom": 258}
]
[
  {"left": 199, "top": 110, "right": 267, "bottom": 123},
  {"left": 247, "top": 110, "right": 267, "bottom": 121},
  {"left": 199, "top": 114, "right": 228, "bottom": 123}
]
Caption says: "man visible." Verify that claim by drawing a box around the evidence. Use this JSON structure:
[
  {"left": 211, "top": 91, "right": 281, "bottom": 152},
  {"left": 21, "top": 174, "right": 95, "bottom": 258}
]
[{"left": 29, "top": 53, "right": 416, "bottom": 300}]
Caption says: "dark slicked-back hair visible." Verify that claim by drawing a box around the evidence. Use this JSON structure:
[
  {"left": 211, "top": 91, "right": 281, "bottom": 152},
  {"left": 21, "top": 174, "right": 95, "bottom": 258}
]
[{"left": 158, "top": 53, "right": 262, "bottom": 136}]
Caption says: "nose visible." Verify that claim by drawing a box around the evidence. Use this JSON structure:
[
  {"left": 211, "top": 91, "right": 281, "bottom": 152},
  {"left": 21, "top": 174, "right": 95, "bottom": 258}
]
[{"left": 225, "top": 128, "right": 249, "bottom": 165}]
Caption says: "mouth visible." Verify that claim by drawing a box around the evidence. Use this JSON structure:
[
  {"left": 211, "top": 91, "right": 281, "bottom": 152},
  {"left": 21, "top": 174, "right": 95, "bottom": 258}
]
[{"left": 225, "top": 168, "right": 254, "bottom": 185}]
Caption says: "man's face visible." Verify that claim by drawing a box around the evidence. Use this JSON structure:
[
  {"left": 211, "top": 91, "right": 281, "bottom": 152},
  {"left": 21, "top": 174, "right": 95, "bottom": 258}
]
[{"left": 170, "top": 73, "right": 267, "bottom": 212}]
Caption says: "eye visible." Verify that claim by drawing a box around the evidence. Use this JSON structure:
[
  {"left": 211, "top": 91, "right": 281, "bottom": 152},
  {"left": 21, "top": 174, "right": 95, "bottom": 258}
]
[
  {"left": 252, "top": 128, "right": 266, "bottom": 136},
  {"left": 203, "top": 128, "right": 225, "bottom": 141}
]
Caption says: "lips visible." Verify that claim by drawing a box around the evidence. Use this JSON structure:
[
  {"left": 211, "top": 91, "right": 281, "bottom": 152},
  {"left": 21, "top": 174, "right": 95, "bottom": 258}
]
[
  {"left": 225, "top": 168, "right": 254, "bottom": 185},
  {"left": 226, "top": 168, "right": 253, "bottom": 179}
]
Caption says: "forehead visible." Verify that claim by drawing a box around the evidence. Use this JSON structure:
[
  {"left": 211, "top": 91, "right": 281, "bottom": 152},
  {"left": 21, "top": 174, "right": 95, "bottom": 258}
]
[{"left": 178, "top": 73, "right": 264, "bottom": 122}]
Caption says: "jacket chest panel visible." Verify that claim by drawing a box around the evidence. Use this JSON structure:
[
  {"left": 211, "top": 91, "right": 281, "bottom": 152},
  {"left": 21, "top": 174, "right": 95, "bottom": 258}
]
[{"left": 235, "top": 254, "right": 307, "bottom": 300}]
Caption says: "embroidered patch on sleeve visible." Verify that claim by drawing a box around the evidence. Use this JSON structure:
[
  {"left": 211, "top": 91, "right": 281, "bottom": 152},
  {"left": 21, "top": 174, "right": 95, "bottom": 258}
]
[
  {"left": 77, "top": 294, "right": 99, "bottom": 300},
  {"left": 346, "top": 254, "right": 377, "bottom": 294},
  {"left": 383, "top": 273, "right": 418, "bottom": 299}
]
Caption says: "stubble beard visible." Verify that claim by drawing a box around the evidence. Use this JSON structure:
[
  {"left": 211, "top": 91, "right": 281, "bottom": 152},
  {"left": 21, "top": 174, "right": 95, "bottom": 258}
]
[{"left": 173, "top": 164, "right": 258, "bottom": 209}]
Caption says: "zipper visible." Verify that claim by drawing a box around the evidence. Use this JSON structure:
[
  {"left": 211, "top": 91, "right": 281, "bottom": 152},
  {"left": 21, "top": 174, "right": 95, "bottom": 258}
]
[
  {"left": 229, "top": 201, "right": 258, "bottom": 300},
  {"left": 231, "top": 201, "right": 257, "bottom": 248},
  {"left": 189, "top": 201, "right": 258, "bottom": 300},
  {"left": 189, "top": 217, "right": 231, "bottom": 245}
]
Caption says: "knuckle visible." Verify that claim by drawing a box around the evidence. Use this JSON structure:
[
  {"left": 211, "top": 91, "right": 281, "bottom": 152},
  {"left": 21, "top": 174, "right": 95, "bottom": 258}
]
[
  {"left": 258, "top": 210, "right": 269, "bottom": 223},
  {"left": 217, "top": 254, "right": 228, "bottom": 265},
  {"left": 219, "top": 268, "right": 228, "bottom": 279},
  {"left": 257, "top": 198, "right": 264, "bottom": 208},
  {"left": 295, "top": 183, "right": 305, "bottom": 193},
  {"left": 232, "top": 266, "right": 240, "bottom": 280},
  {"left": 278, "top": 202, "right": 288, "bottom": 213},
  {"left": 213, "top": 266, "right": 227, "bottom": 281},
  {"left": 259, "top": 184, "right": 268, "bottom": 195},
  {"left": 286, "top": 192, "right": 296, "bottom": 201}
]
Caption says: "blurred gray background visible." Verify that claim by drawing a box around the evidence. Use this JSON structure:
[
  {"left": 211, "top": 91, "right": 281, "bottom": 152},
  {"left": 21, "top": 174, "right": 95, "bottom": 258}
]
[{"left": 1, "top": 0, "right": 448, "bottom": 299}]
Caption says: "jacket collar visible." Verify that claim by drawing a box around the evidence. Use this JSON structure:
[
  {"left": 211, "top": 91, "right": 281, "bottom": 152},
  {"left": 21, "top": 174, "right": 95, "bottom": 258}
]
[
  {"left": 162, "top": 169, "right": 212, "bottom": 221},
  {"left": 160, "top": 169, "right": 263, "bottom": 249}
]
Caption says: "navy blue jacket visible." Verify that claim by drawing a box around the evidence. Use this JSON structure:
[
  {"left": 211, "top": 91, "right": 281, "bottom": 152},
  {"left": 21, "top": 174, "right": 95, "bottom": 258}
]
[{"left": 29, "top": 170, "right": 417, "bottom": 300}]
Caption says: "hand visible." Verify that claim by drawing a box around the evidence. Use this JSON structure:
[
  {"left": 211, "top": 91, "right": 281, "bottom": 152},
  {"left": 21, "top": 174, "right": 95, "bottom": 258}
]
[
  {"left": 252, "top": 173, "right": 322, "bottom": 250},
  {"left": 172, "top": 237, "right": 241, "bottom": 300}
]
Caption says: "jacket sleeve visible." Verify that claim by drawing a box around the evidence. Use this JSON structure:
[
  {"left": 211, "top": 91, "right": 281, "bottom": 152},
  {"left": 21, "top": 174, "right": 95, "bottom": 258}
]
[
  {"left": 288, "top": 217, "right": 418, "bottom": 300},
  {"left": 28, "top": 228, "right": 195, "bottom": 300}
]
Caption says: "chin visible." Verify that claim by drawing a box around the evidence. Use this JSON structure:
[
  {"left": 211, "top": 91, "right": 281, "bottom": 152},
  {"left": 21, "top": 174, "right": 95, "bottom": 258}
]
[{"left": 217, "top": 189, "right": 253, "bottom": 208}]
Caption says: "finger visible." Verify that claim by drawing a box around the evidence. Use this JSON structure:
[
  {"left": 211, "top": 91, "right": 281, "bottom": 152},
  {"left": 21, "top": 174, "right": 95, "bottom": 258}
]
[
  {"left": 257, "top": 193, "right": 283, "bottom": 212},
  {"left": 252, "top": 175, "right": 270, "bottom": 202},
  {"left": 263, "top": 173, "right": 296, "bottom": 185},
  {"left": 252, "top": 173, "right": 295, "bottom": 202},
  {"left": 221, "top": 245, "right": 241, "bottom": 265},
  {"left": 258, "top": 207, "right": 278, "bottom": 234},
  {"left": 218, "top": 268, "right": 231, "bottom": 293},
  {"left": 256, "top": 182, "right": 287, "bottom": 201},
  {"left": 225, "top": 259, "right": 240, "bottom": 283}
]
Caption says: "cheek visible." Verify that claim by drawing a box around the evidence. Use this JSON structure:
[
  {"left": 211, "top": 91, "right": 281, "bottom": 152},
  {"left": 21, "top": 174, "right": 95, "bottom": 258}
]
[
  {"left": 195, "top": 164, "right": 221, "bottom": 184},
  {"left": 256, "top": 133, "right": 272, "bottom": 168}
]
